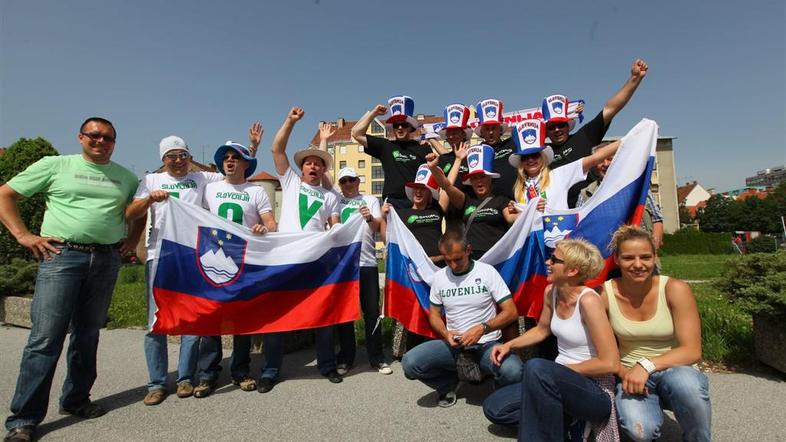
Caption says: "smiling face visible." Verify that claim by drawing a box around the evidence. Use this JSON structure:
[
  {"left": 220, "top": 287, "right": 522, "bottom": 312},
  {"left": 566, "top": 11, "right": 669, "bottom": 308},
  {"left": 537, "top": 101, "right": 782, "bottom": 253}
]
[
  {"left": 162, "top": 149, "right": 191, "bottom": 177},
  {"left": 339, "top": 175, "right": 359, "bottom": 197},
  {"left": 301, "top": 156, "right": 326, "bottom": 185},
  {"left": 78, "top": 120, "right": 116, "bottom": 164},
  {"left": 479, "top": 124, "right": 502, "bottom": 144},
  {"left": 519, "top": 152, "right": 545, "bottom": 178},
  {"left": 614, "top": 238, "right": 656, "bottom": 283},
  {"left": 545, "top": 249, "right": 566, "bottom": 283},
  {"left": 546, "top": 121, "right": 569, "bottom": 145}
]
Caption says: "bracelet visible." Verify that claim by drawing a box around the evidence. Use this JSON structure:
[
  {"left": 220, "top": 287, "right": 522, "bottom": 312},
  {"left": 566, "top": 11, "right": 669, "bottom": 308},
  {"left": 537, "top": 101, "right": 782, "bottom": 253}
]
[
  {"left": 636, "top": 357, "right": 656, "bottom": 374},
  {"left": 481, "top": 322, "right": 492, "bottom": 335}
]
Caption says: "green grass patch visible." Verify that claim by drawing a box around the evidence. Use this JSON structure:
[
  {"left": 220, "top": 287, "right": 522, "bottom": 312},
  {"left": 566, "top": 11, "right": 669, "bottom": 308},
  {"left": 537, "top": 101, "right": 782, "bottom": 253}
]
[
  {"left": 106, "top": 265, "right": 146, "bottom": 329},
  {"left": 693, "top": 283, "right": 753, "bottom": 364},
  {"left": 660, "top": 254, "right": 738, "bottom": 280}
]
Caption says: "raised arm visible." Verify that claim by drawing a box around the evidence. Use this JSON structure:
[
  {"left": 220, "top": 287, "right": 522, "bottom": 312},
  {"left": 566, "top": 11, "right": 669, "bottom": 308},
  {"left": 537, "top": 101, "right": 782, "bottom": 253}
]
[
  {"left": 564, "top": 293, "right": 621, "bottom": 376},
  {"left": 581, "top": 139, "right": 622, "bottom": 174},
  {"left": 248, "top": 121, "right": 263, "bottom": 157},
  {"left": 0, "top": 184, "right": 61, "bottom": 260},
  {"left": 425, "top": 138, "right": 451, "bottom": 155},
  {"left": 271, "top": 107, "right": 304, "bottom": 176},
  {"left": 426, "top": 152, "right": 465, "bottom": 210},
  {"left": 350, "top": 105, "right": 387, "bottom": 147},
  {"left": 602, "top": 59, "right": 648, "bottom": 124},
  {"left": 317, "top": 122, "right": 337, "bottom": 188}
]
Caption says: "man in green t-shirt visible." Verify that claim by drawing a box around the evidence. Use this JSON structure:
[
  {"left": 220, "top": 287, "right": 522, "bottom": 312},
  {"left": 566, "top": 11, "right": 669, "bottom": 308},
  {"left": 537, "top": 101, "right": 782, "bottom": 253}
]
[{"left": 0, "top": 117, "right": 139, "bottom": 442}]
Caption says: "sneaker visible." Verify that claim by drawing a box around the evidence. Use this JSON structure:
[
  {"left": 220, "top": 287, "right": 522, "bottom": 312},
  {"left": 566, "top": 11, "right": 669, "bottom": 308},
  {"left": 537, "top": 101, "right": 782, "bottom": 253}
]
[
  {"left": 257, "top": 378, "right": 276, "bottom": 393},
  {"left": 3, "top": 426, "right": 34, "bottom": 442},
  {"left": 193, "top": 381, "right": 215, "bottom": 398},
  {"left": 325, "top": 370, "right": 343, "bottom": 384},
  {"left": 143, "top": 389, "right": 167, "bottom": 406},
  {"left": 60, "top": 401, "right": 107, "bottom": 419},
  {"left": 437, "top": 391, "right": 457, "bottom": 408},
  {"left": 176, "top": 381, "right": 194, "bottom": 398},
  {"left": 232, "top": 377, "right": 257, "bottom": 392},
  {"left": 336, "top": 363, "right": 349, "bottom": 376},
  {"left": 377, "top": 362, "right": 393, "bottom": 375}
]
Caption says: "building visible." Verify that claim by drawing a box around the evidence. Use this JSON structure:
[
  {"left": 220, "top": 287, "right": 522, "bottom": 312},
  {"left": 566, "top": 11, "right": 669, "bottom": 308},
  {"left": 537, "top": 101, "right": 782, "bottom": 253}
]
[
  {"left": 248, "top": 171, "right": 282, "bottom": 220},
  {"left": 677, "top": 181, "right": 712, "bottom": 218},
  {"left": 746, "top": 165, "right": 786, "bottom": 187}
]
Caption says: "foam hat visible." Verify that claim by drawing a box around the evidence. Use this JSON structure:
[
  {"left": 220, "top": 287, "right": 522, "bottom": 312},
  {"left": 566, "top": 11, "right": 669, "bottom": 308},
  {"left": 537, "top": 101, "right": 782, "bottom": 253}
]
[
  {"left": 541, "top": 94, "right": 577, "bottom": 132},
  {"left": 509, "top": 119, "right": 554, "bottom": 168},
  {"left": 473, "top": 99, "right": 507, "bottom": 136},
  {"left": 384, "top": 95, "right": 419, "bottom": 130},
  {"left": 462, "top": 144, "right": 501, "bottom": 185},
  {"left": 293, "top": 147, "right": 333, "bottom": 172},
  {"left": 159, "top": 135, "right": 190, "bottom": 159},
  {"left": 405, "top": 164, "right": 440, "bottom": 201},
  {"left": 214, "top": 141, "right": 257, "bottom": 178},
  {"left": 438, "top": 104, "right": 473, "bottom": 141}
]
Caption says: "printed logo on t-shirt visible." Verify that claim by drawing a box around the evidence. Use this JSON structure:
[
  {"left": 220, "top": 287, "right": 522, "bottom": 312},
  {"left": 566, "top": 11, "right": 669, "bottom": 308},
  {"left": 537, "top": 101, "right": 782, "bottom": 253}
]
[
  {"left": 392, "top": 149, "right": 419, "bottom": 163},
  {"left": 443, "top": 162, "right": 452, "bottom": 173},
  {"left": 406, "top": 213, "right": 440, "bottom": 225},
  {"left": 161, "top": 180, "right": 197, "bottom": 191},
  {"left": 298, "top": 185, "right": 325, "bottom": 228},
  {"left": 494, "top": 148, "right": 512, "bottom": 160},
  {"left": 438, "top": 280, "right": 489, "bottom": 298},
  {"left": 339, "top": 197, "right": 366, "bottom": 223},
  {"left": 464, "top": 205, "right": 477, "bottom": 216}
]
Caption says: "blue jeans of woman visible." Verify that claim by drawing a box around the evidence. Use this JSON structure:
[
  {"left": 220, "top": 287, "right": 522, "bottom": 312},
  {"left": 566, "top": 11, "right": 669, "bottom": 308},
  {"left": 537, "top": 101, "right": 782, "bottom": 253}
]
[
  {"left": 5, "top": 246, "right": 120, "bottom": 430},
  {"left": 616, "top": 365, "right": 711, "bottom": 442},
  {"left": 143, "top": 260, "right": 199, "bottom": 391}
]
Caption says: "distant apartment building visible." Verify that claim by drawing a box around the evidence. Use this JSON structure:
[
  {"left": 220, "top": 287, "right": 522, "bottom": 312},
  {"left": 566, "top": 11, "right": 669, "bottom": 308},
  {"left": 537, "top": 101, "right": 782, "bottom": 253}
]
[{"left": 746, "top": 165, "right": 786, "bottom": 187}]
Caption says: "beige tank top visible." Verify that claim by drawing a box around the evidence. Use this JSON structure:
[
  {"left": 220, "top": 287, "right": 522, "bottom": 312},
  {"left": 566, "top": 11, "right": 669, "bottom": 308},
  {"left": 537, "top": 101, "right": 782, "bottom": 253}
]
[{"left": 605, "top": 276, "right": 678, "bottom": 368}]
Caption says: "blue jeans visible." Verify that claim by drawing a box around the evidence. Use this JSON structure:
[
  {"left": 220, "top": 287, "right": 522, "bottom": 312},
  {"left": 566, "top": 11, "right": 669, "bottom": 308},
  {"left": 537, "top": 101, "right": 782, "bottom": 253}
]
[
  {"left": 401, "top": 339, "right": 523, "bottom": 394},
  {"left": 197, "top": 335, "right": 253, "bottom": 382},
  {"left": 260, "top": 327, "right": 337, "bottom": 381},
  {"left": 616, "top": 365, "right": 711, "bottom": 442},
  {"left": 143, "top": 260, "right": 199, "bottom": 391},
  {"left": 336, "top": 266, "right": 384, "bottom": 367},
  {"left": 5, "top": 246, "right": 121, "bottom": 430},
  {"left": 483, "top": 358, "right": 611, "bottom": 441}
]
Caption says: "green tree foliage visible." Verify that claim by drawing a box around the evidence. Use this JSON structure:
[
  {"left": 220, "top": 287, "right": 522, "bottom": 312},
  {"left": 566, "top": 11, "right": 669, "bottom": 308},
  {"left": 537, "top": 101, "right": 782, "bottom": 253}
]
[
  {"left": 716, "top": 252, "right": 786, "bottom": 321},
  {"left": 697, "top": 194, "right": 744, "bottom": 232},
  {"left": 698, "top": 183, "right": 786, "bottom": 235},
  {"left": 0, "top": 138, "right": 59, "bottom": 264}
]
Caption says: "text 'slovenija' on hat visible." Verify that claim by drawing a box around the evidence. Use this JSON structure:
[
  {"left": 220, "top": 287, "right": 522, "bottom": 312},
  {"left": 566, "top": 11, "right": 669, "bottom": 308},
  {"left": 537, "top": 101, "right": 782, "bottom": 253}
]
[
  {"left": 541, "top": 94, "right": 572, "bottom": 124},
  {"left": 405, "top": 164, "right": 439, "bottom": 201},
  {"left": 439, "top": 103, "right": 473, "bottom": 141},
  {"left": 474, "top": 99, "right": 507, "bottom": 136},
  {"left": 462, "top": 144, "right": 501, "bottom": 185},
  {"left": 385, "top": 95, "right": 419, "bottom": 129}
]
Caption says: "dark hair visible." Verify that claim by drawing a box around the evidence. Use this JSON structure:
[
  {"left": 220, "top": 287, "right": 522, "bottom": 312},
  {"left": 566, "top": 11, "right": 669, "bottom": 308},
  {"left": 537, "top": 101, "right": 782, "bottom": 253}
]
[
  {"left": 438, "top": 226, "right": 468, "bottom": 251},
  {"left": 80, "top": 117, "right": 116, "bottom": 138}
]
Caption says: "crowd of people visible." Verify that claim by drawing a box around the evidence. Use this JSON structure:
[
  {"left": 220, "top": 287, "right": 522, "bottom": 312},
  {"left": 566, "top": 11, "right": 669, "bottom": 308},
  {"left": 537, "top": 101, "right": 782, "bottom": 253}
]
[{"left": 0, "top": 58, "right": 711, "bottom": 442}]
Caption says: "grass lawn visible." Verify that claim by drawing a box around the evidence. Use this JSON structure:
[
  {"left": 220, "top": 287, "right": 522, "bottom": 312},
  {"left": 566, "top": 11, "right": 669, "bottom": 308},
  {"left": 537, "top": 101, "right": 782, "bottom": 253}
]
[{"left": 659, "top": 254, "right": 737, "bottom": 280}]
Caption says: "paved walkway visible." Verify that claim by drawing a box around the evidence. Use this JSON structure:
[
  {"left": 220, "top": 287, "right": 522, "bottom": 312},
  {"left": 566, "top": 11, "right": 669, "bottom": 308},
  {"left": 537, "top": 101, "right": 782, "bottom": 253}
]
[{"left": 1, "top": 326, "right": 784, "bottom": 441}]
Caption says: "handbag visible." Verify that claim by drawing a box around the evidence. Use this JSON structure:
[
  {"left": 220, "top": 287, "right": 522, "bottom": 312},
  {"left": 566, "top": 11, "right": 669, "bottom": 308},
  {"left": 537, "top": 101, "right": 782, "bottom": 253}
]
[{"left": 455, "top": 349, "right": 484, "bottom": 384}]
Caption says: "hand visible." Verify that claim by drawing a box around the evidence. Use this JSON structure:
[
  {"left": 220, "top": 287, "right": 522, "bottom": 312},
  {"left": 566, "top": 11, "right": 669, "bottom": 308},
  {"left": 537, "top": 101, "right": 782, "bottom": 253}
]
[
  {"left": 576, "top": 102, "right": 585, "bottom": 114},
  {"left": 148, "top": 190, "right": 170, "bottom": 203},
  {"left": 248, "top": 121, "right": 263, "bottom": 152},
  {"left": 490, "top": 344, "right": 510, "bottom": 366},
  {"left": 319, "top": 121, "right": 336, "bottom": 142},
  {"left": 251, "top": 224, "right": 269, "bottom": 235},
  {"left": 288, "top": 107, "right": 305, "bottom": 123},
  {"left": 536, "top": 199, "right": 546, "bottom": 212},
  {"left": 18, "top": 233, "right": 62, "bottom": 261},
  {"left": 507, "top": 201, "right": 519, "bottom": 214},
  {"left": 118, "top": 237, "right": 137, "bottom": 256},
  {"left": 425, "top": 152, "right": 439, "bottom": 169},
  {"left": 622, "top": 363, "right": 650, "bottom": 395},
  {"left": 446, "top": 330, "right": 462, "bottom": 348},
  {"left": 455, "top": 142, "right": 469, "bottom": 161},
  {"left": 458, "top": 324, "right": 484, "bottom": 347},
  {"left": 372, "top": 104, "right": 388, "bottom": 116},
  {"left": 631, "top": 58, "right": 648, "bottom": 80},
  {"left": 381, "top": 202, "right": 391, "bottom": 216},
  {"left": 359, "top": 205, "right": 373, "bottom": 221}
]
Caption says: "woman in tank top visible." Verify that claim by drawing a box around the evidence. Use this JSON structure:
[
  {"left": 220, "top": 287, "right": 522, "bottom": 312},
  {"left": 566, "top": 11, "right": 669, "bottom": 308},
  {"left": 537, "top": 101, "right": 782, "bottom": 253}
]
[
  {"left": 484, "top": 239, "right": 621, "bottom": 441},
  {"left": 601, "top": 225, "right": 711, "bottom": 442}
]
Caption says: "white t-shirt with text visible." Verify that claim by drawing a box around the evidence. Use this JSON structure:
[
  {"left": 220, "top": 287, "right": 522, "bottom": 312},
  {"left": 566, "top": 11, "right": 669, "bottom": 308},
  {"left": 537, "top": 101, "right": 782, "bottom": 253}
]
[
  {"left": 202, "top": 181, "right": 272, "bottom": 228},
  {"left": 278, "top": 167, "right": 338, "bottom": 233},
  {"left": 336, "top": 193, "right": 380, "bottom": 267}
]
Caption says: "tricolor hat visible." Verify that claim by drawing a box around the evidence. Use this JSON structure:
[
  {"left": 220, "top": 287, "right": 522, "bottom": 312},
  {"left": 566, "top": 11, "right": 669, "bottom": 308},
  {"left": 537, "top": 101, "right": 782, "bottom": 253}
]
[
  {"left": 438, "top": 103, "right": 473, "bottom": 140},
  {"left": 405, "top": 164, "right": 439, "bottom": 201},
  {"left": 214, "top": 141, "right": 257, "bottom": 178},
  {"left": 509, "top": 119, "right": 554, "bottom": 167},
  {"left": 462, "top": 144, "right": 501, "bottom": 185},
  {"left": 474, "top": 99, "right": 507, "bottom": 136},
  {"left": 541, "top": 94, "right": 576, "bottom": 131},
  {"left": 384, "top": 95, "right": 419, "bottom": 129}
]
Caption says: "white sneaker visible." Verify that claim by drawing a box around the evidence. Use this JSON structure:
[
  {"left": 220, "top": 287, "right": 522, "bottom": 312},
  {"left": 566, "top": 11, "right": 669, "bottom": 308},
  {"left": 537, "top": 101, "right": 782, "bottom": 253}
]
[
  {"left": 336, "top": 364, "right": 349, "bottom": 376},
  {"left": 377, "top": 362, "right": 393, "bottom": 375}
]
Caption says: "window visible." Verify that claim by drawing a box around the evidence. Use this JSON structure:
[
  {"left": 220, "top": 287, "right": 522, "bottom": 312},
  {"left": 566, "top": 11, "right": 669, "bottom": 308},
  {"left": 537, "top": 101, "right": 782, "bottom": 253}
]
[
  {"left": 357, "top": 145, "right": 364, "bottom": 153},
  {"left": 339, "top": 161, "right": 346, "bottom": 169},
  {"left": 359, "top": 175, "right": 366, "bottom": 183},
  {"left": 372, "top": 166, "right": 384, "bottom": 179},
  {"left": 372, "top": 181, "right": 384, "bottom": 194},
  {"left": 340, "top": 146, "right": 347, "bottom": 154},
  {"left": 372, "top": 157, "right": 380, "bottom": 164},
  {"left": 327, "top": 147, "right": 334, "bottom": 155},
  {"left": 358, "top": 160, "right": 366, "bottom": 169},
  {"left": 371, "top": 120, "right": 384, "bottom": 134}
]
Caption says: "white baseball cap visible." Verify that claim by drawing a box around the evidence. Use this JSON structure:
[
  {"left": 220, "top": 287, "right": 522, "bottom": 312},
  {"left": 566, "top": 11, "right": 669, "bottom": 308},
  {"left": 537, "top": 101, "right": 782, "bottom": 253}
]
[
  {"left": 159, "top": 135, "right": 190, "bottom": 159},
  {"left": 338, "top": 167, "right": 359, "bottom": 180}
]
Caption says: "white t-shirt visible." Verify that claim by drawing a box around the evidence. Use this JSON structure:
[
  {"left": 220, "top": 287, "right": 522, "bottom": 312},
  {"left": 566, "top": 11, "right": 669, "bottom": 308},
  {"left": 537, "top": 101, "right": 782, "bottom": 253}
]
[
  {"left": 202, "top": 181, "right": 272, "bottom": 228},
  {"left": 518, "top": 159, "right": 587, "bottom": 213},
  {"left": 278, "top": 167, "right": 338, "bottom": 233},
  {"left": 336, "top": 193, "right": 380, "bottom": 267},
  {"left": 134, "top": 171, "right": 224, "bottom": 261},
  {"left": 429, "top": 261, "right": 512, "bottom": 344}
]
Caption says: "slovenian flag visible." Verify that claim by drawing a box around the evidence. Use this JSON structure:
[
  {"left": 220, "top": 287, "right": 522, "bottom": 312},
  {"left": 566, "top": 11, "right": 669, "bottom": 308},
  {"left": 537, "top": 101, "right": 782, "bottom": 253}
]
[
  {"left": 385, "top": 119, "right": 658, "bottom": 335},
  {"left": 150, "top": 198, "right": 364, "bottom": 335}
]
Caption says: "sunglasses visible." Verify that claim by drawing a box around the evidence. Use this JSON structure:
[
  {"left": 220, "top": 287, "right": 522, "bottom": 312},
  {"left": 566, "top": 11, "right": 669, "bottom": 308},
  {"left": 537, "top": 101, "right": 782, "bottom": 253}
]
[
  {"left": 164, "top": 152, "right": 190, "bottom": 161},
  {"left": 547, "top": 254, "right": 565, "bottom": 265},
  {"left": 392, "top": 122, "right": 410, "bottom": 130},
  {"left": 547, "top": 122, "right": 569, "bottom": 130},
  {"left": 339, "top": 177, "right": 358, "bottom": 184},
  {"left": 224, "top": 153, "right": 244, "bottom": 161},
  {"left": 81, "top": 132, "right": 116, "bottom": 143}
]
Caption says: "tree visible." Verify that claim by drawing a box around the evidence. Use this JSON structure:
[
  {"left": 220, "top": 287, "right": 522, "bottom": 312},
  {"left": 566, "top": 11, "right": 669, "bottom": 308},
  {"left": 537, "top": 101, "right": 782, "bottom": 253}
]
[
  {"left": 697, "top": 194, "right": 744, "bottom": 233},
  {"left": 0, "top": 137, "right": 59, "bottom": 264}
]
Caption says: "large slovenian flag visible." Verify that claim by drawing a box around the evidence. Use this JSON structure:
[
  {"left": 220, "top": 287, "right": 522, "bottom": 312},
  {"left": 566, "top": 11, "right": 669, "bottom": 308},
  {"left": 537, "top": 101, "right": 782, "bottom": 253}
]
[
  {"left": 150, "top": 198, "right": 364, "bottom": 335},
  {"left": 542, "top": 118, "right": 659, "bottom": 287}
]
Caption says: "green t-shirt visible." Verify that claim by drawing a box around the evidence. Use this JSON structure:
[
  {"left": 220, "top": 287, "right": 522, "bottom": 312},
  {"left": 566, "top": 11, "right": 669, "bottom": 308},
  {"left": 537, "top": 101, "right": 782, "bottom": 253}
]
[{"left": 8, "top": 155, "right": 139, "bottom": 244}]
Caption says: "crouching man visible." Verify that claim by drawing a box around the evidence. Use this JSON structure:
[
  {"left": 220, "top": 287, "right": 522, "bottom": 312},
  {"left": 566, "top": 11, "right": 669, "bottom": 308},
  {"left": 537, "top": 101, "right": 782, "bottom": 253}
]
[{"left": 401, "top": 229, "right": 523, "bottom": 407}]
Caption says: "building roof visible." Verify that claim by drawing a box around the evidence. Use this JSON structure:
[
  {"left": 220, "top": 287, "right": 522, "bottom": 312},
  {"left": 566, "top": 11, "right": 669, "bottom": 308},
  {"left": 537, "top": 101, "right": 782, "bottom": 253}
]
[
  {"left": 677, "top": 181, "right": 699, "bottom": 204},
  {"left": 248, "top": 171, "right": 279, "bottom": 182},
  {"left": 735, "top": 189, "right": 769, "bottom": 201},
  {"left": 309, "top": 115, "right": 443, "bottom": 145}
]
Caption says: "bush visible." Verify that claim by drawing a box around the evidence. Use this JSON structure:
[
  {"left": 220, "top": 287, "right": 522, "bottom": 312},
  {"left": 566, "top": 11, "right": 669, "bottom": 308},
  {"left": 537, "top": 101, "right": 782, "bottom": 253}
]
[
  {"left": 746, "top": 235, "right": 780, "bottom": 254},
  {"left": 715, "top": 252, "right": 786, "bottom": 322},
  {"left": 0, "top": 259, "right": 39, "bottom": 296},
  {"left": 694, "top": 284, "right": 753, "bottom": 364},
  {"left": 659, "top": 229, "right": 736, "bottom": 255}
]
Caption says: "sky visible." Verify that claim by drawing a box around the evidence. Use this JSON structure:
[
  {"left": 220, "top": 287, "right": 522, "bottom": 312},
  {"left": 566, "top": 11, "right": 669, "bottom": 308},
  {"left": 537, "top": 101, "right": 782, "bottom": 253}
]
[{"left": 1, "top": 0, "right": 784, "bottom": 192}]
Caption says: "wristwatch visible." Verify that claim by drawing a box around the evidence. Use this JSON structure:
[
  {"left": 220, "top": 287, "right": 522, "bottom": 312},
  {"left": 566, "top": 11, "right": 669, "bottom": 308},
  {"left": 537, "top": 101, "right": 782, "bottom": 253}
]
[
  {"left": 481, "top": 322, "right": 492, "bottom": 335},
  {"left": 636, "top": 357, "right": 657, "bottom": 374}
]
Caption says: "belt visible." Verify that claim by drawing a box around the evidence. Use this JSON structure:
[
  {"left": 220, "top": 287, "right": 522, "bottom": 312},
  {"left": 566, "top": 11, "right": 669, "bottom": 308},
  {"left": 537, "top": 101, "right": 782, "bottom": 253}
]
[{"left": 62, "top": 241, "right": 120, "bottom": 253}]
